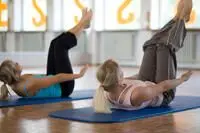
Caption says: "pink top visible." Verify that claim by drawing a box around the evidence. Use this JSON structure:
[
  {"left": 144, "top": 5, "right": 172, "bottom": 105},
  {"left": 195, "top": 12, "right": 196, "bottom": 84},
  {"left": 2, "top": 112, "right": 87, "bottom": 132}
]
[{"left": 105, "top": 79, "right": 163, "bottom": 110}]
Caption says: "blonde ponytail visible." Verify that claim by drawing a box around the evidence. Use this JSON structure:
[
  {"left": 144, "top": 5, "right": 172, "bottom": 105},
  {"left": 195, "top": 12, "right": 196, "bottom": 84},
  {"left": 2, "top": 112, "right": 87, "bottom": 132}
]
[
  {"left": 93, "top": 86, "right": 112, "bottom": 113},
  {"left": 94, "top": 59, "right": 123, "bottom": 113}
]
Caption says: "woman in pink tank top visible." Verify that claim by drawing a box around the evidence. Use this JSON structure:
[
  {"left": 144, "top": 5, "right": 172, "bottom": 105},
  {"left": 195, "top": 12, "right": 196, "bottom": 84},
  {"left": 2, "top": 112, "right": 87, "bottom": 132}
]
[{"left": 93, "top": 0, "right": 193, "bottom": 113}]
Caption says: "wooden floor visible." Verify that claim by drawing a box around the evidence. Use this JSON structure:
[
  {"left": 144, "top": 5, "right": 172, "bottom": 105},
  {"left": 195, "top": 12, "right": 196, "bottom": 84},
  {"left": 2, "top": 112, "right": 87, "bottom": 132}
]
[{"left": 1, "top": 67, "right": 200, "bottom": 133}]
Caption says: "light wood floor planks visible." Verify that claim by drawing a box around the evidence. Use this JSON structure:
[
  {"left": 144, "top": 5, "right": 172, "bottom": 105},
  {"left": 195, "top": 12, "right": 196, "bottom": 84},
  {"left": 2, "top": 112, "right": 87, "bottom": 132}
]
[{"left": 1, "top": 67, "right": 200, "bottom": 133}]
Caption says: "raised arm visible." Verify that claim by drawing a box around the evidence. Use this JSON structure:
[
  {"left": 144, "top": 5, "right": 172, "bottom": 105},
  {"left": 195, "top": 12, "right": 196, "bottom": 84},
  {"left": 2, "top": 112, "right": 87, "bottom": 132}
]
[
  {"left": 131, "top": 71, "right": 192, "bottom": 106},
  {"left": 26, "top": 65, "right": 88, "bottom": 93},
  {"left": 125, "top": 74, "right": 139, "bottom": 80}
]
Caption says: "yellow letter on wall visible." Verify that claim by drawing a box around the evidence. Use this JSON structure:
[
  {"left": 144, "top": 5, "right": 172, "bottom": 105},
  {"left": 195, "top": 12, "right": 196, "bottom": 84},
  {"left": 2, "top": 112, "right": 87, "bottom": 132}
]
[
  {"left": 0, "top": 0, "right": 7, "bottom": 27},
  {"left": 32, "top": 0, "right": 46, "bottom": 27},
  {"left": 117, "top": 0, "right": 134, "bottom": 24},
  {"left": 74, "top": 0, "right": 84, "bottom": 24}
]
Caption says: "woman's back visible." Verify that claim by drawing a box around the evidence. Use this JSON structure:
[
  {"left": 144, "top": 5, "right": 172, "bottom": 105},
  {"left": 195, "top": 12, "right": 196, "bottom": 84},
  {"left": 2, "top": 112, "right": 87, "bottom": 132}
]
[
  {"left": 106, "top": 79, "right": 163, "bottom": 110},
  {"left": 13, "top": 74, "right": 62, "bottom": 98}
]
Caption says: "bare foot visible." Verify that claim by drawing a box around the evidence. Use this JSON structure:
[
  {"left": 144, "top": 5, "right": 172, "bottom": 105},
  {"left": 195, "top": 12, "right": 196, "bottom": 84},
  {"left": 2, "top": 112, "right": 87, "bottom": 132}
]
[
  {"left": 183, "top": 0, "right": 193, "bottom": 22},
  {"left": 176, "top": 0, "right": 184, "bottom": 17},
  {"left": 82, "top": 8, "right": 87, "bottom": 19},
  {"left": 81, "top": 8, "right": 93, "bottom": 29},
  {"left": 176, "top": 0, "right": 193, "bottom": 22}
]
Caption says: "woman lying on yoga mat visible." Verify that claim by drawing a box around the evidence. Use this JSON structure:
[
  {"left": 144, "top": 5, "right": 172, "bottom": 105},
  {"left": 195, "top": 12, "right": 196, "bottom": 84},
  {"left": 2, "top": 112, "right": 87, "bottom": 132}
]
[
  {"left": 93, "top": 0, "right": 193, "bottom": 113},
  {"left": 0, "top": 8, "right": 92, "bottom": 100}
]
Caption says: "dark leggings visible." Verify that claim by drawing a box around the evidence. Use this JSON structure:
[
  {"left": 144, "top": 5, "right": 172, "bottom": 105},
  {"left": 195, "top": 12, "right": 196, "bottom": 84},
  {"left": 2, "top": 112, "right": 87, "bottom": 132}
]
[{"left": 46, "top": 32, "right": 77, "bottom": 97}]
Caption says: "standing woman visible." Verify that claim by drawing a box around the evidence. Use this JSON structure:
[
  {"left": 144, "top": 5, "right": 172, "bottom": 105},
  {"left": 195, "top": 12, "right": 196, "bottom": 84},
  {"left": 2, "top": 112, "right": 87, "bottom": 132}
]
[{"left": 0, "top": 8, "right": 93, "bottom": 99}]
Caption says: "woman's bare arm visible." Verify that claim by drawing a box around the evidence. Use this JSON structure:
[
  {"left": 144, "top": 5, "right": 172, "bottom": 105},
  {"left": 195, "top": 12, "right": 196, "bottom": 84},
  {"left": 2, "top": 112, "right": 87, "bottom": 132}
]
[
  {"left": 131, "top": 71, "right": 192, "bottom": 106},
  {"left": 125, "top": 74, "right": 139, "bottom": 80},
  {"left": 173, "top": 0, "right": 193, "bottom": 21},
  {"left": 26, "top": 65, "right": 88, "bottom": 93}
]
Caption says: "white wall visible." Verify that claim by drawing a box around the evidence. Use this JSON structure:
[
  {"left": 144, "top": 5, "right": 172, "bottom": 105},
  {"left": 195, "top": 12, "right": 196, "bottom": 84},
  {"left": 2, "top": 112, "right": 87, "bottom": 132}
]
[{"left": 0, "top": 0, "right": 200, "bottom": 68}]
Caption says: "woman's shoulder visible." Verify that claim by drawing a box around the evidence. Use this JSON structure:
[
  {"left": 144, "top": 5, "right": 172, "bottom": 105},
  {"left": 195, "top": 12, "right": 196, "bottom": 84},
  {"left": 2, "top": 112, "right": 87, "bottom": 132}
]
[
  {"left": 123, "top": 79, "right": 145, "bottom": 85},
  {"left": 23, "top": 74, "right": 54, "bottom": 79},
  {"left": 21, "top": 74, "right": 33, "bottom": 78},
  {"left": 144, "top": 81, "right": 156, "bottom": 85},
  {"left": 22, "top": 74, "right": 52, "bottom": 78},
  {"left": 12, "top": 79, "right": 28, "bottom": 96}
]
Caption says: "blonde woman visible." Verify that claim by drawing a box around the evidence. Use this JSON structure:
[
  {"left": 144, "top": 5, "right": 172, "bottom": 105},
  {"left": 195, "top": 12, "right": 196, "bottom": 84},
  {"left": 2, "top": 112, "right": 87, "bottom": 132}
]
[
  {"left": 93, "top": 0, "right": 193, "bottom": 113},
  {"left": 0, "top": 9, "right": 92, "bottom": 100}
]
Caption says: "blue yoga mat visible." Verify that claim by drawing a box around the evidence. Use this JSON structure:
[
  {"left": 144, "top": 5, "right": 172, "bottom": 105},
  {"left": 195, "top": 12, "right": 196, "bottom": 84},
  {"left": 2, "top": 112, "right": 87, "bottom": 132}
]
[
  {"left": 49, "top": 96, "right": 200, "bottom": 123},
  {"left": 0, "top": 90, "right": 94, "bottom": 108}
]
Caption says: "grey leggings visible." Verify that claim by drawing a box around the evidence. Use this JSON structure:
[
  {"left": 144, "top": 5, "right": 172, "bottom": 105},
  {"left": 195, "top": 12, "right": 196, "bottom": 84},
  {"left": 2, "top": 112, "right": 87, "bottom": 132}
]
[
  {"left": 137, "top": 19, "right": 186, "bottom": 106},
  {"left": 138, "top": 44, "right": 176, "bottom": 106}
]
